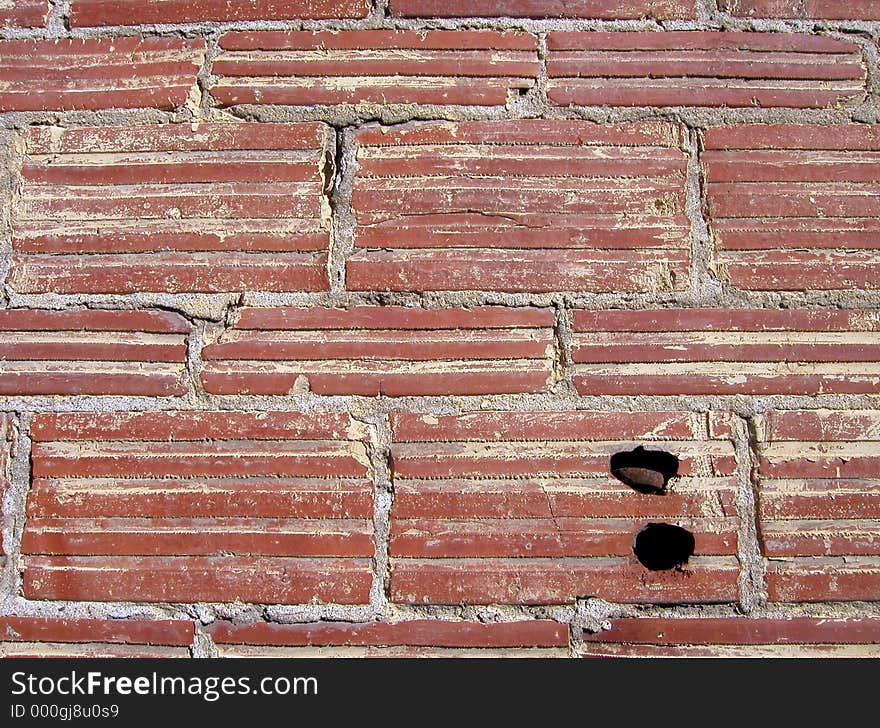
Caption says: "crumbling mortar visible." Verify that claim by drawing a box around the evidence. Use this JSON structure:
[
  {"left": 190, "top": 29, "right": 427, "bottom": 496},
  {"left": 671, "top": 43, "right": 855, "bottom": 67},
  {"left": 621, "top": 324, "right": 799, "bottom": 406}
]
[
  {"left": 732, "top": 414, "right": 767, "bottom": 613},
  {"left": 328, "top": 125, "right": 357, "bottom": 294},
  {"left": 0, "top": 411, "right": 24, "bottom": 599}
]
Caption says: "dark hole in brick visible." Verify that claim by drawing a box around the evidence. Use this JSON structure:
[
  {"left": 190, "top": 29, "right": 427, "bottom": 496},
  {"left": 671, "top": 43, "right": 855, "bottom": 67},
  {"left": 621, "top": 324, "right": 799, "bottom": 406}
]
[
  {"left": 633, "top": 523, "right": 695, "bottom": 571},
  {"left": 610, "top": 446, "right": 679, "bottom": 494}
]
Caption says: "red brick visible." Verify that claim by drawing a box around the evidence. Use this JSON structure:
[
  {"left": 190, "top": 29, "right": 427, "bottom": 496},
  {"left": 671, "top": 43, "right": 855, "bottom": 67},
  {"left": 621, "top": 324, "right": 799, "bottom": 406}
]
[
  {"left": 0, "top": 0, "right": 48, "bottom": 28},
  {"left": 571, "top": 309, "right": 880, "bottom": 396},
  {"left": 70, "top": 0, "right": 371, "bottom": 25},
  {"left": 0, "top": 616, "right": 193, "bottom": 658},
  {"left": 212, "top": 31, "right": 539, "bottom": 107},
  {"left": 390, "top": 410, "right": 740, "bottom": 605},
  {"left": 11, "top": 123, "right": 332, "bottom": 294},
  {"left": 209, "top": 619, "right": 568, "bottom": 647},
  {"left": 22, "top": 411, "right": 374, "bottom": 605},
  {"left": 0, "top": 37, "right": 205, "bottom": 111},
  {"left": 703, "top": 125, "right": 880, "bottom": 291},
  {"left": 580, "top": 617, "right": 880, "bottom": 657},
  {"left": 546, "top": 32, "right": 865, "bottom": 109},
  {"left": 721, "top": 0, "right": 880, "bottom": 20},
  {"left": 0, "top": 309, "right": 188, "bottom": 396},
  {"left": 200, "top": 306, "right": 555, "bottom": 396},
  {"left": 390, "top": 1, "right": 697, "bottom": 19},
  {"left": 756, "top": 409, "right": 880, "bottom": 600},
  {"left": 350, "top": 120, "right": 688, "bottom": 293}
]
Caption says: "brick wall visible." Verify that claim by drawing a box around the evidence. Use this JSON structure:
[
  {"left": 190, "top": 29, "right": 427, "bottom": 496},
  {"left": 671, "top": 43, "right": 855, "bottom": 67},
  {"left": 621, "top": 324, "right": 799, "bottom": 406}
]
[{"left": 0, "top": 0, "right": 878, "bottom": 659}]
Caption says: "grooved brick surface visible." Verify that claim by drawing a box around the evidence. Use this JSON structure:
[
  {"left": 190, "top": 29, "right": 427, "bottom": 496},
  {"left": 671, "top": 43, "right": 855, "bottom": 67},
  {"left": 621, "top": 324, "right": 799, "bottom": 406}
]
[
  {"left": 200, "top": 306, "right": 556, "bottom": 396},
  {"left": 546, "top": 32, "right": 866, "bottom": 108},
  {"left": 389, "top": 1, "right": 698, "bottom": 18},
  {"left": 757, "top": 410, "right": 880, "bottom": 603},
  {"left": 721, "top": 1, "right": 880, "bottom": 19},
  {"left": 580, "top": 617, "right": 880, "bottom": 657},
  {"left": 389, "top": 411, "right": 740, "bottom": 605},
  {"left": 0, "top": 37, "right": 205, "bottom": 111},
  {"left": 212, "top": 30, "right": 540, "bottom": 107},
  {"left": 70, "top": 0, "right": 372, "bottom": 26},
  {"left": 348, "top": 120, "right": 689, "bottom": 293},
  {"left": 10, "top": 123, "right": 332, "bottom": 294},
  {"left": 0, "top": 616, "right": 194, "bottom": 658},
  {"left": 0, "top": 309, "right": 189, "bottom": 396},
  {"left": 209, "top": 619, "right": 569, "bottom": 657},
  {"left": 21, "top": 411, "right": 374, "bottom": 604},
  {"left": 703, "top": 125, "right": 880, "bottom": 291},
  {"left": 0, "top": 0, "right": 48, "bottom": 28},
  {"left": 572, "top": 309, "right": 880, "bottom": 396}
]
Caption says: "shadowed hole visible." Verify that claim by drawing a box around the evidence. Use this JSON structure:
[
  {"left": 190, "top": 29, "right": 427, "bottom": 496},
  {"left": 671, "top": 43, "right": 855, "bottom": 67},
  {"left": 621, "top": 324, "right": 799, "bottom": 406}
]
[
  {"left": 610, "top": 446, "right": 679, "bottom": 494},
  {"left": 632, "top": 523, "right": 695, "bottom": 571}
]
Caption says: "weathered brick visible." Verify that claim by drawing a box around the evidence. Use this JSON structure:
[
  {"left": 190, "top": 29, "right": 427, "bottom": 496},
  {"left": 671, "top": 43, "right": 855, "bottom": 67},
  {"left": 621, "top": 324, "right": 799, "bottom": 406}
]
[
  {"left": 211, "top": 30, "right": 539, "bottom": 107},
  {"left": 571, "top": 309, "right": 880, "bottom": 396},
  {"left": 389, "top": 410, "right": 740, "bottom": 605},
  {"left": 0, "top": 0, "right": 48, "bottom": 28},
  {"left": 10, "top": 123, "right": 332, "bottom": 294},
  {"left": 721, "top": 0, "right": 880, "bottom": 19},
  {"left": 349, "top": 120, "right": 689, "bottom": 293},
  {"left": 580, "top": 617, "right": 880, "bottom": 657},
  {"left": 757, "top": 409, "right": 880, "bottom": 602},
  {"left": 69, "top": 0, "right": 371, "bottom": 25},
  {"left": 200, "top": 306, "right": 556, "bottom": 396},
  {"left": 546, "top": 32, "right": 865, "bottom": 108},
  {"left": 22, "top": 411, "right": 374, "bottom": 604},
  {"left": 389, "top": 1, "right": 697, "bottom": 18},
  {"left": 0, "top": 616, "right": 194, "bottom": 658},
  {"left": 0, "top": 309, "right": 188, "bottom": 396},
  {"left": 209, "top": 619, "right": 569, "bottom": 657},
  {"left": 703, "top": 125, "right": 880, "bottom": 291},
  {"left": 0, "top": 37, "right": 205, "bottom": 111}
]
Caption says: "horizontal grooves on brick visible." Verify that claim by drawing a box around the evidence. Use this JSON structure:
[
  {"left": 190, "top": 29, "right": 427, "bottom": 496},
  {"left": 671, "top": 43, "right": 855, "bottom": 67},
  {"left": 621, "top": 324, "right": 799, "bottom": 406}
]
[
  {"left": 0, "top": 0, "right": 47, "bottom": 28},
  {"left": 546, "top": 32, "right": 865, "bottom": 108},
  {"left": 0, "top": 616, "right": 193, "bottom": 658},
  {"left": 389, "top": 1, "right": 697, "bottom": 19},
  {"left": 703, "top": 125, "right": 880, "bottom": 291},
  {"left": 580, "top": 617, "right": 880, "bottom": 657},
  {"left": 757, "top": 409, "right": 880, "bottom": 603},
  {"left": 212, "top": 31, "right": 539, "bottom": 107},
  {"left": 69, "top": 0, "right": 371, "bottom": 25},
  {"left": 389, "top": 411, "right": 740, "bottom": 605},
  {"left": 350, "top": 120, "right": 688, "bottom": 293},
  {"left": 572, "top": 309, "right": 880, "bottom": 395},
  {"left": 11, "top": 123, "right": 332, "bottom": 294},
  {"left": 200, "top": 306, "right": 555, "bottom": 396},
  {"left": 209, "top": 619, "right": 568, "bottom": 657},
  {"left": 722, "top": 0, "right": 880, "bottom": 20},
  {"left": 0, "top": 37, "right": 205, "bottom": 111},
  {"left": 0, "top": 310, "right": 188, "bottom": 396},
  {"left": 22, "top": 411, "right": 374, "bottom": 604}
]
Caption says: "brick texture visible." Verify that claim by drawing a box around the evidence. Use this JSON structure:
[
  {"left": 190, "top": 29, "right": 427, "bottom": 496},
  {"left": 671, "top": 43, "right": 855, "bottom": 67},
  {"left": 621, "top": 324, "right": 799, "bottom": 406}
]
[
  {"left": 10, "top": 123, "right": 331, "bottom": 294},
  {"left": 722, "top": 1, "right": 880, "bottom": 20},
  {"left": 581, "top": 617, "right": 880, "bottom": 657},
  {"left": 703, "top": 125, "right": 880, "bottom": 291},
  {"left": 757, "top": 410, "right": 880, "bottom": 602},
  {"left": 200, "top": 306, "right": 556, "bottom": 396},
  {"left": 348, "top": 121, "right": 689, "bottom": 293},
  {"left": 0, "top": 38, "right": 205, "bottom": 111},
  {"left": 209, "top": 619, "right": 569, "bottom": 657},
  {"left": 212, "top": 30, "right": 540, "bottom": 107},
  {"left": 69, "top": 0, "right": 372, "bottom": 25},
  {"left": 0, "top": 310, "right": 188, "bottom": 396},
  {"left": 389, "top": 411, "right": 740, "bottom": 605},
  {"left": 389, "top": 1, "right": 698, "bottom": 19},
  {"left": 572, "top": 309, "right": 880, "bottom": 396},
  {"left": 22, "top": 411, "right": 374, "bottom": 604},
  {"left": 0, "top": 0, "right": 48, "bottom": 28},
  {"left": 546, "top": 32, "right": 866, "bottom": 108},
  {"left": 0, "top": 616, "right": 193, "bottom": 658}
]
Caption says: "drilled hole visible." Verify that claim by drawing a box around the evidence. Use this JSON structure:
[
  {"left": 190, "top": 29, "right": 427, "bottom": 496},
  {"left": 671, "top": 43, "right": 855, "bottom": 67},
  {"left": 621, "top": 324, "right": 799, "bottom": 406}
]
[
  {"left": 610, "top": 446, "right": 679, "bottom": 494},
  {"left": 632, "top": 523, "right": 695, "bottom": 571}
]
